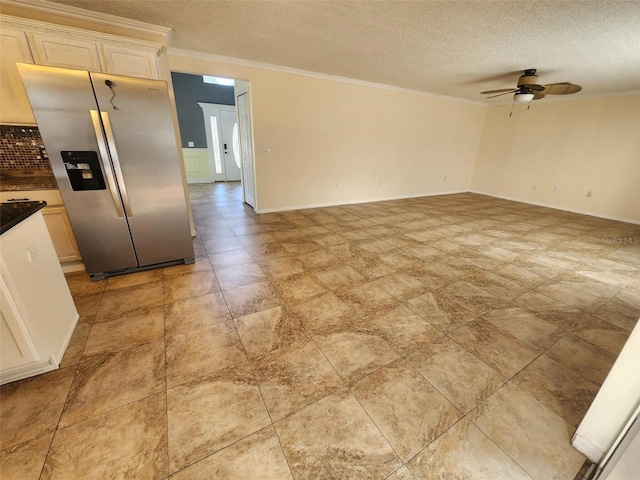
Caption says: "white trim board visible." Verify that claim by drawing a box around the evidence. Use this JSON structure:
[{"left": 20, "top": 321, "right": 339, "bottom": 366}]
[
  {"left": 197, "top": 102, "right": 236, "bottom": 111},
  {"left": 52, "top": 312, "right": 79, "bottom": 366},
  {"left": 186, "top": 178, "right": 214, "bottom": 185},
  {"left": 470, "top": 190, "right": 640, "bottom": 225},
  {"left": 169, "top": 48, "right": 486, "bottom": 107},
  {"left": 0, "top": 14, "right": 165, "bottom": 52},
  {"left": 571, "top": 434, "right": 607, "bottom": 464},
  {"left": 0, "top": 357, "right": 57, "bottom": 385},
  {"left": 171, "top": 48, "right": 640, "bottom": 107},
  {"left": 2, "top": 0, "right": 171, "bottom": 37},
  {"left": 256, "top": 190, "right": 468, "bottom": 214},
  {"left": 61, "top": 261, "right": 85, "bottom": 274},
  {"left": 257, "top": 189, "right": 640, "bottom": 225}
]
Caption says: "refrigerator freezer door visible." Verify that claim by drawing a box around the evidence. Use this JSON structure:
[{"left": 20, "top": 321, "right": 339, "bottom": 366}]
[
  {"left": 17, "top": 64, "right": 137, "bottom": 275},
  {"left": 90, "top": 72, "right": 193, "bottom": 266}
]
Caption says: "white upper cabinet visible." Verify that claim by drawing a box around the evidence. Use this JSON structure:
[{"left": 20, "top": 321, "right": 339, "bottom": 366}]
[
  {"left": 0, "top": 15, "right": 165, "bottom": 124},
  {"left": 27, "top": 31, "right": 162, "bottom": 79},
  {"left": 26, "top": 30, "right": 162, "bottom": 79},
  {"left": 101, "top": 43, "right": 159, "bottom": 79},
  {"left": 0, "top": 26, "right": 36, "bottom": 125},
  {"left": 27, "top": 31, "right": 103, "bottom": 71}
]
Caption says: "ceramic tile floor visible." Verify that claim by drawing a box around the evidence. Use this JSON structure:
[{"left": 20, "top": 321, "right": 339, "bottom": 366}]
[{"left": 2, "top": 182, "right": 640, "bottom": 479}]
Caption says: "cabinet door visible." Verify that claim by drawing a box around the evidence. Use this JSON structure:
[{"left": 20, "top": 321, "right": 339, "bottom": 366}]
[
  {"left": 27, "top": 31, "right": 102, "bottom": 71},
  {"left": 0, "top": 274, "right": 39, "bottom": 371},
  {"left": 42, "top": 206, "right": 82, "bottom": 263},
  {"left": 0, "top": 27, "right": 36, "bottom": 125},
  {"left": 101, "top": 44, "right": 160, "bottom": 79}
]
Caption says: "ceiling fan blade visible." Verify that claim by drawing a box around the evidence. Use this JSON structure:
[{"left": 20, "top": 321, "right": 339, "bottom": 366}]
[
  {"left": 544, "top": 83, "right": 582, "bottom": 95},
  {"left": 487, "top": 90, "right": 517, "bottom": 99},
  {"left": 480, "top": 88, "right": 517, "bottom": 95}
]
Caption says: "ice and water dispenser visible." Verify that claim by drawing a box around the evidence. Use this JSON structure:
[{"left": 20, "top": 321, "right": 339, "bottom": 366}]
[{"left": 62, "top": 151, "right": 106, "bottom": 191}]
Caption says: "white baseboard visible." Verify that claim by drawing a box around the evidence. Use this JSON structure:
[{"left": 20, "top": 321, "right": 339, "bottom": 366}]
[
  {"left": 469, "top": 190, "right": 640, "bottom": 225},
  {"left": 61, "top": 261, "right": 85, "bottom": 273},
  {"left": 0, "top": 311, "right": 79, "bottom": 385},
  {"left": 186, "top": 178, "right": 214, "bottom": 184},
  {"left": 572, "top": 433, "right": 605, "bottom": 463},
  {"left": 256, "top": 190, "right": 467, "bottom": 214},
  {"left": 0, "top": 357, "right": 58, "bottom": 385},
  {"left": 52, "top": 313, "right": 80, "bottom": 366}
]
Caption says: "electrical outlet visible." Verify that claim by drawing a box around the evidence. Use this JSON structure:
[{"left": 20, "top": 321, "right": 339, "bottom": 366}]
[
  {"left": 262, "top": 148, "right": 271, "bottom": 156},
  {"left": 587, "top": 191, "right": 593, "bottom": 197},
  {"left": 187, "top": 141, "right": 195, "bottom": 147},
  {"left": 532, "top": 184, "right": 537, "bottom": 190},
  {"left": 553, "top": 186, "right": 559, "bottom": 192},
  {"left": 26, "top": 245, "right": 38, "bottom": 262}
]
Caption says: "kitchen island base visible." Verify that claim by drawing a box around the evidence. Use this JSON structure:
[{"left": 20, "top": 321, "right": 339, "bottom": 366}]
[{"left": 0, "top": 206, "right": 78, "bottom": 385}]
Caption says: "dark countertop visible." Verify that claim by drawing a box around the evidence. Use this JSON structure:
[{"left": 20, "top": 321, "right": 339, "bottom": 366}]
[{"left": 1, "top": 201, "right": 47, "bottom": 235}]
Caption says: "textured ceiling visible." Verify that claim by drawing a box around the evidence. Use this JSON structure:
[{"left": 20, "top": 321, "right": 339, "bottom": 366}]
[{"left": 40, "top": 1, "right": 640, "bottom": 102}]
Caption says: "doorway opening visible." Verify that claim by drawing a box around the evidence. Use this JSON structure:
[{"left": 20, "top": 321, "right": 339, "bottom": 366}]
[
  {"left": 199, "top": 103, "right": 241, "bottom": 182},
  {"left": 171, "top": 71, "right": 257, "bottom": 211}
]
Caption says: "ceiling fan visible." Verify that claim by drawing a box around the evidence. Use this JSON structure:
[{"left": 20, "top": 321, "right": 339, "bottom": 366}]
[{"left": 481, "top": 69, "right": 582, "bottom": 103}]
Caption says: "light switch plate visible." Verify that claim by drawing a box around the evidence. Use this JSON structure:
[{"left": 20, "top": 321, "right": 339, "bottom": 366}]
[{"left": 26, "top": 245, "right": 38, "bottom": 262}]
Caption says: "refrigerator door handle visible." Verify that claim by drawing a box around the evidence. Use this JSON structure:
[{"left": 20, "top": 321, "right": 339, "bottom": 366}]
[
  {"left": 100, "top": 111, "right": 133, "bottom": 217},
  {"left": 90, "top": 109, "right": 125, "bottom": 217}
]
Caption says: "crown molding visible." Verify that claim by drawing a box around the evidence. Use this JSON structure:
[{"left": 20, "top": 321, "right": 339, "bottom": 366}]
[
  {"left": 169, "top": 48, "right": 487, "bottom": 107},
  {"left": 538, "top": 89, "right": 640, "bottom": 102},
  {"left": 0, "top": 0, "right": 171, "bottom": 38},
  {"left": 0, "top": 14, "right": 164, "bottom": 52}
]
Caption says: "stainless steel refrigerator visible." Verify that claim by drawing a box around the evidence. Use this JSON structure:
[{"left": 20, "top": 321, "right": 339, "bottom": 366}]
[{"left": 18, "top": 63, "right": 194, "bottom": 280}]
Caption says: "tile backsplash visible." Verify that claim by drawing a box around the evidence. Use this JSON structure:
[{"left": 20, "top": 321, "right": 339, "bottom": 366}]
[{"left": 0, "top": 125, "right": 57, "bottom": 191}]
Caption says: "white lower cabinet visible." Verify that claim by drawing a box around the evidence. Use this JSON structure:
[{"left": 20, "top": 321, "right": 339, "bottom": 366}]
[
  {"left": 42, "top": 206, "right": 82, "bottom": 263},
  {"left": 0, "top": 275, "right": 40, "bottom": 374},
  {"left": 0, "top": 210, "right": 78, "bottom": 385}
]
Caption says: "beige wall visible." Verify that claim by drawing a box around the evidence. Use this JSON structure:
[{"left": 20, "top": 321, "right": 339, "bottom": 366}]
[
  {"left": 471, "top": 94, "right": 640, "bottom": 223},
  {"left": 169, "top": 53, "right": 487, "bottom": 212}
]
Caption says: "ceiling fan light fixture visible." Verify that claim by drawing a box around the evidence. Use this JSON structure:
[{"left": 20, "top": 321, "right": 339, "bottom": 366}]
[{"left": 514, "top": 92, "right": 534, "bottom": 103}]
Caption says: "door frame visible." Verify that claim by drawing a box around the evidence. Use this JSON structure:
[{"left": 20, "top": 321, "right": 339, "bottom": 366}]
[
  {"left": 198, "top": 102, "right": 237, "bottom": 182},
  {"left": 171, "top": 70, "right": 259, "bottom": 212}
]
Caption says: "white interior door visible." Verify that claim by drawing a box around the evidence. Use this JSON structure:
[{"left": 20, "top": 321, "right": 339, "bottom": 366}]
[
  {"left": 220, "top": 110, "right": 241, "bottom": 181},
  {"left": 236, "top": 92, "right": 255, "bottom": 208}
]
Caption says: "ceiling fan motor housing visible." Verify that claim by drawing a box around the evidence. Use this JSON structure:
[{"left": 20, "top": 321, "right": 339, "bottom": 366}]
[
  {"left": 517, "top": 69, "right": 546, "bottom": 91},
  {"left": 518, "top": 74, "right": 540, "bottom": 88}
]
